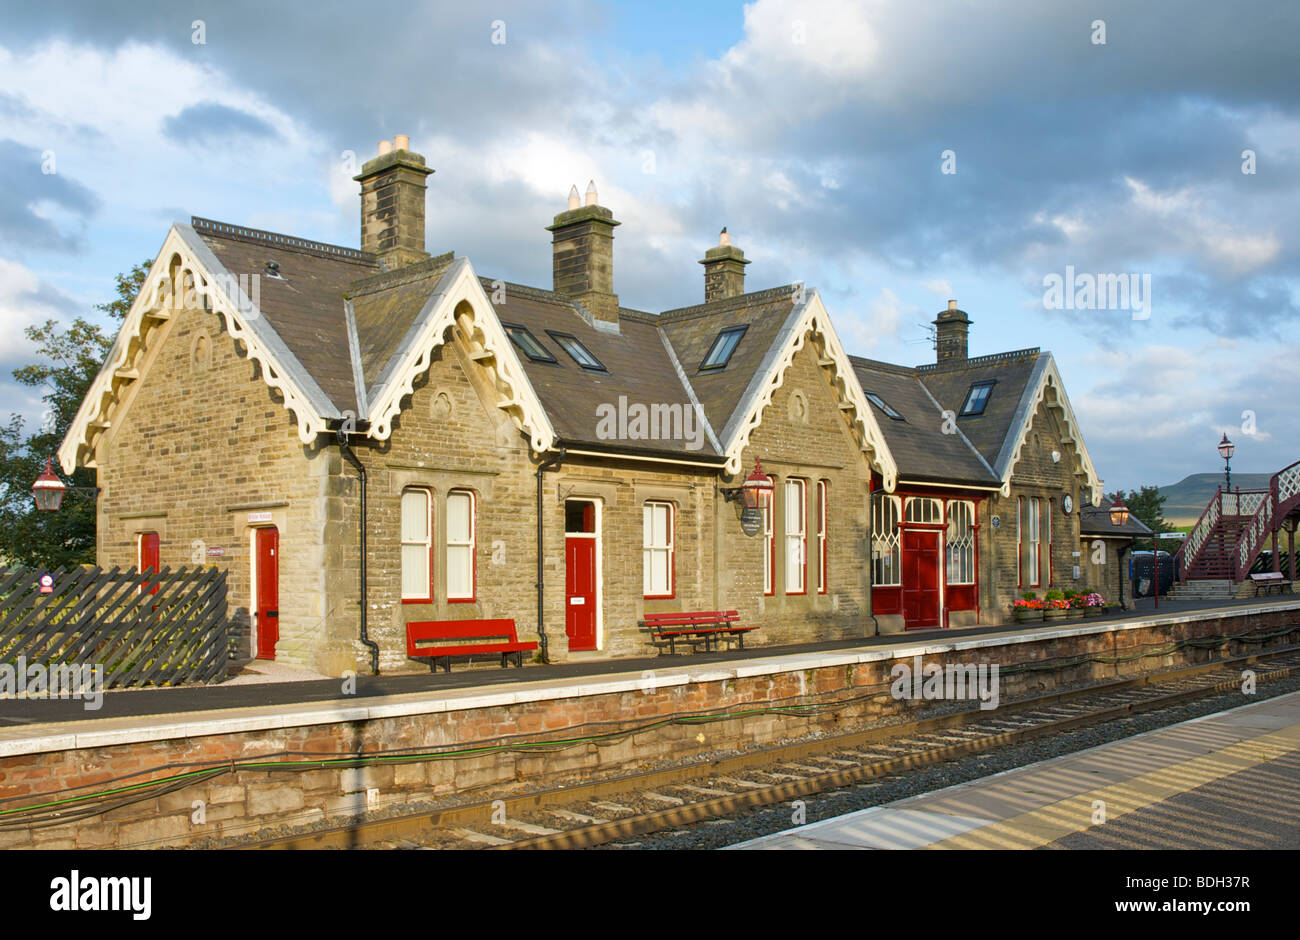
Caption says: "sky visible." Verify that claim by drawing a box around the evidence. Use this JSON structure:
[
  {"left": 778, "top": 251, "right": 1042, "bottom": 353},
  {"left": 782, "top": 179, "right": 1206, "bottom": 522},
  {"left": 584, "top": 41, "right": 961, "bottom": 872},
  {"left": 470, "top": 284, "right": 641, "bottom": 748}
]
[{"left": 0, "top": 0, "right": 1296, "bottom": 492}]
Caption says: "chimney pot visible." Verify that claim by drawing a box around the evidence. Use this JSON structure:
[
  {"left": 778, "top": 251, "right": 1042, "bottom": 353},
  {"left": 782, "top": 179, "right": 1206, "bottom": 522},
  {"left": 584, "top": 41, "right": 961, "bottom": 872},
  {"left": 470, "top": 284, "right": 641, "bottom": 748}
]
[
  {"left": 948, "top": 298, "right": 957, "bottom": 311},
  {"left": 585, "top": 180, "right": 598, "bottom": 206},
  {"left": 394, "top": 134, "right": 410, "bottom": 151},
  {"left": 567, "top": 184, "right": 580, "bottom": 210},
  {"left": 719, "top": 227, "right": 730, "bottom": 247},
  {"left": 377, "top": 139, "right": 393, "bottom": 156}
]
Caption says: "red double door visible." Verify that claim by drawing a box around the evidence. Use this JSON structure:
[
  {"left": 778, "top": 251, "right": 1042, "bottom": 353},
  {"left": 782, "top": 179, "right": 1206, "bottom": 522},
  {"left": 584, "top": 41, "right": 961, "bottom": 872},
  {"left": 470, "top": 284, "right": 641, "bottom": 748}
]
[
  {"left": 902, "top": 531, "right": 941, "bottom": 630},
  {"left": 255, "top": 527, "right": 279, "bottom": 660}
]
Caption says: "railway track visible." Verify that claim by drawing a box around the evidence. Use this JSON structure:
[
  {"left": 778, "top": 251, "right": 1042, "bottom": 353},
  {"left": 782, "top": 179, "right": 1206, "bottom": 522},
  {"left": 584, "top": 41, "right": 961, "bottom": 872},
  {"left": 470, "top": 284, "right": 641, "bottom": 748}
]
[{"left": 253, "top": 646, "right": 1300, "bottom": 851}]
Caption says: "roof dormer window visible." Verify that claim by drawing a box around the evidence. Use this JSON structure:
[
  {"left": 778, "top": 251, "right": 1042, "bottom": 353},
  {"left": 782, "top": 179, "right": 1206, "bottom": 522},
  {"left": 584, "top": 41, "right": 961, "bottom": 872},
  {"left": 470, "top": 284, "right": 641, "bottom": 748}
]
[
  {"left": 547, "top": 331, "right": 606, "bottom": 372},
  {"left": 865, "top": 391, "right": 904, "bottom": 421},
  {"left": 960, "top": 380, "right": 996, "bottom": 416},
  {"left": 503, "top": 324, "right": 556, "bottom": 363},
  {"left": 699, "top": 325, "right": 747, "bottom": 371}
]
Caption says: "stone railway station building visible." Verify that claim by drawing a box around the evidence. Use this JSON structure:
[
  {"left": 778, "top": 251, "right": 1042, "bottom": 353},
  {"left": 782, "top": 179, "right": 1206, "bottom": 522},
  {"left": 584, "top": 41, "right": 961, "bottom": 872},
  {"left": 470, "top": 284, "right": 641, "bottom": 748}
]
[{"left": 60, "top": 137, "right": 1137, "bottom": 676}]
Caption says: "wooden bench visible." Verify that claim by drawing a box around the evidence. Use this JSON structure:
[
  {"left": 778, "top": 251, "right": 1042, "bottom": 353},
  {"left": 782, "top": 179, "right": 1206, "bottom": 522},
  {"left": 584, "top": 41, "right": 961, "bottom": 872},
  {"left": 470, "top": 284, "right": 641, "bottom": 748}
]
[
  {"left": 1250, "top": 572, "right": 1294, "bottom": 596},
  {"left": 641, "top": 610, "right": 755, "bottom": 655},
  {"left": 405, "top": 619, "right": 537, "bottom": 673}
]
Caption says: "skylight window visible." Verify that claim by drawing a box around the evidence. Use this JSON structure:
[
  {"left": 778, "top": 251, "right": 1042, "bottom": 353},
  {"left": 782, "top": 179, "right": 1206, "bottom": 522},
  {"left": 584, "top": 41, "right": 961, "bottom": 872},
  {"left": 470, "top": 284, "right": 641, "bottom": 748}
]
[
  {"left": 547, "top": 331, "right": 606, "bottom": 371},
  {"left": 865, "top": 392, "right": 904, "bottom": 421},
  {"left": 960, "top": 381, "right": 995, "bottom": 416},
  {"left": 504, "top": 325, "right": 556, "bottom": 363},
  {"left": 700, "top": 325, "right": 748, "bottom": 371}
]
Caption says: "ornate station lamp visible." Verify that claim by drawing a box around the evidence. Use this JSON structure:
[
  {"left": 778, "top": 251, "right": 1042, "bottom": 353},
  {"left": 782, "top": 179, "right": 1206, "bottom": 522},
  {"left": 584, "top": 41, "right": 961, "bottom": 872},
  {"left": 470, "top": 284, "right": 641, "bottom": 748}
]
[
  {"left": 1108, "top": 497, "right": 1130, "bottom": 527},
  {"left": 31, "top": 457, "right": 97, "bottom": 511},
  {"left": 1218, "top": 433, "right": 1234, "bottom": 492},
  {"left": 722, "top": 457, "right": 775, "bottom": 537}
]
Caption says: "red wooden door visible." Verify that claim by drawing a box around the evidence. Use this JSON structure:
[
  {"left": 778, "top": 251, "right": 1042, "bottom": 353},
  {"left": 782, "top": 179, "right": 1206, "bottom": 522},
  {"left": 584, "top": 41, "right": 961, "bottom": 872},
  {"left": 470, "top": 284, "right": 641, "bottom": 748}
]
[
  {"left": 565, "top": 536, "right": 597, "bottom": 651},
  {"left": 255, "top": 527, "right": 279, "bottom": 660},
  {"left": 138, "top": 532, "right": 160, "bottom": 595},
  {"left": 902, "top": 531, "right": 941, "bottom": 630}
]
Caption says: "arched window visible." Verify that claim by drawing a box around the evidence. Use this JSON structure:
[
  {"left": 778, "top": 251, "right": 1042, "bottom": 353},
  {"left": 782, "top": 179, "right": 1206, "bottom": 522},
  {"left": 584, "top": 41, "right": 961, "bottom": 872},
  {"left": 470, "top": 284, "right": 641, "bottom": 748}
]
[
  {"left": 945, "top": 501, "right": 975, "bottom": 585},
  {"left": 446, "top": 489, "right": 476, "bottom": 601},
  {"left": 401, "top": 488, "right": 433, "bottom": 602},
  {"left": 871, "top": 494, "right": 902, "bottom": 587}
]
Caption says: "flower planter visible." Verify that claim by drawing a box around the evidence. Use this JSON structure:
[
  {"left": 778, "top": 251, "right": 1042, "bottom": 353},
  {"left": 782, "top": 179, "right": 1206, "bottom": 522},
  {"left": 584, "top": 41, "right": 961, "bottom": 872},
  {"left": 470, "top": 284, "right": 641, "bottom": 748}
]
[
  {"left": 1065, "top": 607, "right": 1085, "bottom": 620},
  {"left": 1043, "top": 609, "right": 1068, "bottom": 621},
  {"left": 1084, "top": 606, "right": 1104, "bottom": 618},
  {"left": 1014, "top": 609, "right": 1043, "bottom": 623}
]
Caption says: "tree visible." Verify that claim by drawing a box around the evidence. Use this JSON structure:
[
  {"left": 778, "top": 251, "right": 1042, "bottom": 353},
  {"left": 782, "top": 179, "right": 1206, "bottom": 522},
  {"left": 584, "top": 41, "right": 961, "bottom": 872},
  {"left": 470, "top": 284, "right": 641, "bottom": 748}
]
[{"left": 0, "top": 261, "right": 151, "bottom": 569}]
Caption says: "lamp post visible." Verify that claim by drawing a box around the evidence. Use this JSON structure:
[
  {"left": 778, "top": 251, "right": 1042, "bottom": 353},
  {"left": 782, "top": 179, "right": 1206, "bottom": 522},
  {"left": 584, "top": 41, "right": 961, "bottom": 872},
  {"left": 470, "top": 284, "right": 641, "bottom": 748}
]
[
  {"left": 1218, "top": 433, "right": 1234, "bottom": 494},
  {"left": 1109, "top": 498, "right": 1130, "bottom": 611}
]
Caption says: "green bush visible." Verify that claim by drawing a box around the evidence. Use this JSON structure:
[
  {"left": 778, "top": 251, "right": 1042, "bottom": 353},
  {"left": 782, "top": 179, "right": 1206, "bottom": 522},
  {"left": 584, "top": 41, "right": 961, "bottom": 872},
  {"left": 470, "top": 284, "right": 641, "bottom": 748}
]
[{"left": 1044, "top": 589, "right": 1065, "bottom": 602}]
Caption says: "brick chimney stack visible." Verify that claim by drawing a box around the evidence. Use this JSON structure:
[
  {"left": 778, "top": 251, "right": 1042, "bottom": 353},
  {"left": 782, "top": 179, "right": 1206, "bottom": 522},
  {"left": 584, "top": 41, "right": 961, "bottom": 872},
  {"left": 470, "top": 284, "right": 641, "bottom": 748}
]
[
  {"left": 354, "top": 135, "right": 434, "bottom": 270},
  {"left": 546, "top": 180, "right": 620, "bottom": 323},
  {"left": 699, "top": 227, "right": 750, "bottom": 301},
  {"left": 933, "top": 299, "right": 971, "bottom": 363}
]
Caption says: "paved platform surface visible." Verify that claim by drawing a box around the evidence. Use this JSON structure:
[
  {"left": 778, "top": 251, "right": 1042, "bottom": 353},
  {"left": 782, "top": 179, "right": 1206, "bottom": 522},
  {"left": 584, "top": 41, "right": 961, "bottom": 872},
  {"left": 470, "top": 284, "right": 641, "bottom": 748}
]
[
  {"left": 1, "top": 595, "right": 1293, "bottom": 730},
  {"left": 729, "top": 689, "right": 1300, "bottom": 850}
]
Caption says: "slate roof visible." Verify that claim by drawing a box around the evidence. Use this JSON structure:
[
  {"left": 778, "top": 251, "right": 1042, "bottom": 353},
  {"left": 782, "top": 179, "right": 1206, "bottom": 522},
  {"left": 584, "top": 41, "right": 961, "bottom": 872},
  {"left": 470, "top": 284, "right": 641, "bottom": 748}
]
[
  {"left": 1080, "top": 496, "right": 1154, "bottom": 537},
  {"left": 849, "top": 357, "right": 998, "bottom": 486},
  {"left": 183, "top": 217, "right": 1086, "bottom": 484}
]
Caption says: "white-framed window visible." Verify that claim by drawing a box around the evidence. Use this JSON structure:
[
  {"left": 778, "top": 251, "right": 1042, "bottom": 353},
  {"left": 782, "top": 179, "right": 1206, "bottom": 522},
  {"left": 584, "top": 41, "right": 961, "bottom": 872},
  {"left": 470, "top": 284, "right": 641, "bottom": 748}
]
[
  {"left": 401, "top": 487, "right": 433, "bottom": 601},
  {"left": 945, "top": 500, "right": 975, "bottom": 585},
  {"left": 446, "top": 489, "right": 475, "bottom": 601},
  {"left": 1044, "top": 499, "right": 1053, "bottom": 587},
  {"left": 817, "top": 480, "right": 828, "bottom": 594},
  {"left": 762, "top": 477, "right": 775, "bottom": 595},
  {"left": 1028, "top": 497, "right": 1041, "bottom": 587},
  {"left": 905, "top": 496, "right": 942, "bottom": 524},
  {"left": 871, "top": 494, "right": 902, "bottom": 587},
  {"left": 643, "top": 501, "right": 674, "bottom": 598},
  {"left": 785, "top": 478, "right": 806, "bottom": 594}
]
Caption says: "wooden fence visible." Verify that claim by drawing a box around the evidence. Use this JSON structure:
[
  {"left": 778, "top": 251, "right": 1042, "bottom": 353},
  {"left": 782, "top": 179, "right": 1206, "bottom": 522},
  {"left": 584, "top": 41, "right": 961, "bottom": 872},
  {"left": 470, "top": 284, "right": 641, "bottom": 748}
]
[{"left": 0, "top": 564, "right": 230, "bottom": 689}]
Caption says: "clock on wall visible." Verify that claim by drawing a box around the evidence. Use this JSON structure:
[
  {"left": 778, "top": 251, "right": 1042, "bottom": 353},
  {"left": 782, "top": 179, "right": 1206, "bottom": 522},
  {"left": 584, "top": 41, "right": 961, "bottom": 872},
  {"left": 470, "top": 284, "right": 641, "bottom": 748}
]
[{"left": 1063, "top": 494, "right": 1073, "bottom": 514}]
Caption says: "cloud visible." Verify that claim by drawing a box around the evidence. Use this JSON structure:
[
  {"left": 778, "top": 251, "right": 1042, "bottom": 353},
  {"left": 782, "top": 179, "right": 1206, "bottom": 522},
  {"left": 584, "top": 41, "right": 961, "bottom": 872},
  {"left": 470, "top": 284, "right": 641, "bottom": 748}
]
[
  {"left": 162, "top": 101, "right": 279, "bottom": 145},
  {"left": 0, "top": 139, "right": 99, "bottom": 253}
]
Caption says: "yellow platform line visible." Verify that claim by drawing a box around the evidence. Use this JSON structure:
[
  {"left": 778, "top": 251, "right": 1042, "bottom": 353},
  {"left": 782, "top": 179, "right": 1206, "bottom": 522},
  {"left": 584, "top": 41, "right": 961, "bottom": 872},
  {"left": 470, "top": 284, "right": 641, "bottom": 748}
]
[{"left": 926, "top": 723, "right": 1300, "bottom": 849}]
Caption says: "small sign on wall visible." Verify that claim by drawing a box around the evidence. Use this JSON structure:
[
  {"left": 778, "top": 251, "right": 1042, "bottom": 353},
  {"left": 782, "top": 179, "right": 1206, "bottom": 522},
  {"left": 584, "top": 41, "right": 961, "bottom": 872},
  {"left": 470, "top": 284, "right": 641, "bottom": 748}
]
[
  {"left": 248, "top": 511, "right": 273, "bottom": 523},
  {"left": 206, "top": 546, "right": 225, "bottom": 558}
]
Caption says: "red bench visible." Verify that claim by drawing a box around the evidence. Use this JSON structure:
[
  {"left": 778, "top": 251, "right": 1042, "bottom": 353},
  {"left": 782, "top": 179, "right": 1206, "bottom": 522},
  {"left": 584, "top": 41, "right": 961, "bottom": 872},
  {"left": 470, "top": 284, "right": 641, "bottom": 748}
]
[
  {"left": 405, "top": 619, "right": 537, "bottom": 673},
  {"left": 641, "top": 610, "right": 755, "bottom": 655}
]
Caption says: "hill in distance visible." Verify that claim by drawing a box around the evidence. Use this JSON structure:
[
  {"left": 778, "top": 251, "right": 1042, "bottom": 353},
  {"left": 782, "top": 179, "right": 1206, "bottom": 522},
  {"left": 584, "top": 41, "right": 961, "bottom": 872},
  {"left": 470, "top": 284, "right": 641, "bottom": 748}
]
[{"left": 1158, "top": 472, "right": 1273, "bottom": 524}]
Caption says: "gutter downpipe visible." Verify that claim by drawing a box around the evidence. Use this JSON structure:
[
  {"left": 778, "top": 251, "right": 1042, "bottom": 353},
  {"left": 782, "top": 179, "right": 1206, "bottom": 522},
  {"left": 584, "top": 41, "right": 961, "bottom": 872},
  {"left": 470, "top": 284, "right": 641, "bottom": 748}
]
[
  {"left": 536, "top": 448, "right": 567, "bottom": 664},
  {"left": 337, "top": 426, "right": 380, "bottom": 675}
]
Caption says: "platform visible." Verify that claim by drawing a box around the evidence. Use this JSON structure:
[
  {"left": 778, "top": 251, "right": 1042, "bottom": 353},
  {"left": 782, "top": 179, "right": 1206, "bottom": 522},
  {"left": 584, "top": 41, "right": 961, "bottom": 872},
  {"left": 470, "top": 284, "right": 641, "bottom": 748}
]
[
  {"left": 730, "top": 689, "right": 1300, "bottom": 850},
  {"left": 1, "top": 595, "right": 1296, "bottom": 756}
]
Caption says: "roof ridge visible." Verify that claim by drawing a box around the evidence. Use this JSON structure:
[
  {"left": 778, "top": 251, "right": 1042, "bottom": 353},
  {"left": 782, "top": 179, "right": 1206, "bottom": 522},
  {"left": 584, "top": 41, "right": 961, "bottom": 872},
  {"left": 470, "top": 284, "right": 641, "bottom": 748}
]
[
  {"left": 476, "top": 277, "right": 578, "bottom": 307},
  {"left": 915, "top": 347, "right": 1041, "bottom": 372},
  {"left": 347, "top": 252, "right": 456, "bottom": 297},
  {"left": 191, "top": 217, "right": 377, "bottom": 265},
  {"left": 849, "top": 355, "right": 917, "bottom": 376},
  {"left": 659, "top": 284, "right": 799, "bottom": 321}
]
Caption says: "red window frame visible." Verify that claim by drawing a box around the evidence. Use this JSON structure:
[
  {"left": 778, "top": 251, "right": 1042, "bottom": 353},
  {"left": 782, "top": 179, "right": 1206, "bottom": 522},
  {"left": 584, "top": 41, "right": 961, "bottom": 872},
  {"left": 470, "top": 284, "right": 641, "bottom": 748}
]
[
  {"left": 1046, "top": 498, "right": 1054, "bottom": 587},
  {"left": 400, "top": 487, "right": 434, "bottom": 604},
  {"left": 642, "top": 500, "right": 676, "bottom": 599},
  {"left": 446, "top": 489, "right": 476, "bottom": 603},
  {"left": 1016, "top": 497, "right": 1023, "bottom": 589},
  {"left": 817, "top": 480, "right": 828, "bottom": 594}
]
